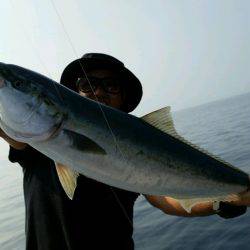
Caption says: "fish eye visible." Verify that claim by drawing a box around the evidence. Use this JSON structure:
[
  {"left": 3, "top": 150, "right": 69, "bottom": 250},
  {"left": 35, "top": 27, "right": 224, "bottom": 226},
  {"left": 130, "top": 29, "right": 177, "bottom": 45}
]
[{"left": 13, "top": 80, "right": 23, "bottom": 88}]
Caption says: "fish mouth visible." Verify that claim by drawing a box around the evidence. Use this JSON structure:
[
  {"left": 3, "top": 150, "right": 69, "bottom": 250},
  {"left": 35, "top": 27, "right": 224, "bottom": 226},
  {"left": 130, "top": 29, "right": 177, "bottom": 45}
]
[{"left": 13, "top": 94, "right": 44, "bottom": 125}]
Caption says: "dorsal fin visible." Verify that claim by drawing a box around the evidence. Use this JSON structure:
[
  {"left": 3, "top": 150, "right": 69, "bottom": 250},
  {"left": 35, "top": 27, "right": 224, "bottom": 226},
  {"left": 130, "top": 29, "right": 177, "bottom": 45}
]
[
  {"left": 141, "top": 106, "right": 237, "bottom": 170},
  {"left": 141, "top": 106, "right": 178, "bottom": 136}
]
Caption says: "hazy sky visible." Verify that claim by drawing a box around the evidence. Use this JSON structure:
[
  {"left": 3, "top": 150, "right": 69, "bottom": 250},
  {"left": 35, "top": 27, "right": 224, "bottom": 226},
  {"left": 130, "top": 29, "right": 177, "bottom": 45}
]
[
  {"left": 1, "top": 0, "right": 250, "bottom": 115},
  {"left": 1, "top": 0, "right": 250, "bottom": 149}
]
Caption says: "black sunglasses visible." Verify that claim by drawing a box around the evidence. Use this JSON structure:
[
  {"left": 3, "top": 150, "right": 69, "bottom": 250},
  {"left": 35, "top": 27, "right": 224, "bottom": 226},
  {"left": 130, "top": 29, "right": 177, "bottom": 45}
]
[{"left": 76, "top": 77, "right": 122, "bottom": 94}]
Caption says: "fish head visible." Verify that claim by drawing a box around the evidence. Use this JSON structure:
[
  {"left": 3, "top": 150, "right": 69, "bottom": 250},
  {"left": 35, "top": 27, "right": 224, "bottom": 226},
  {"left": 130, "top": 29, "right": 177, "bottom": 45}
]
[{"left": 0, "top": 63, "right": 64, "bottom": 142}]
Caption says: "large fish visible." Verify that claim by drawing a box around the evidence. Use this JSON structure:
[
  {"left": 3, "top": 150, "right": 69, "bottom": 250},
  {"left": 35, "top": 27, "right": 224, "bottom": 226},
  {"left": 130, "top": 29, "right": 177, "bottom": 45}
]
[{"left": 0, "top": 62, "right": 249, "bottom": 212}]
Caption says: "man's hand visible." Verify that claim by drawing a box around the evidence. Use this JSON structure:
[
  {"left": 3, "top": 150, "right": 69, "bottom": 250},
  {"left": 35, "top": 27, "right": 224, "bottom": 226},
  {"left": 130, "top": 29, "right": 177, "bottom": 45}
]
[
  {"left": 145, "top": 191, "right": 250, "bottom": 218},
  {"left": 231, "top": 190, "right": 250, "bottom": 207},
  {"left": 0, "top": 127, "right": 27, "bottom": 150}
]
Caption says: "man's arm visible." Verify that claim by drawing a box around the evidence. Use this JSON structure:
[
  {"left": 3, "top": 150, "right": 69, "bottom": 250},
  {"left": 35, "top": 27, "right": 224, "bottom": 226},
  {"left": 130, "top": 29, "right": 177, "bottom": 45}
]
[
  {"left": 145, "top": 194, "right": 249, "bottom": 218},
  {"left": 145, "top": 195, "right": 215, "bottom": 217},
  {"left": 0, "top": 127, "right": 27, "bottom": 150}
]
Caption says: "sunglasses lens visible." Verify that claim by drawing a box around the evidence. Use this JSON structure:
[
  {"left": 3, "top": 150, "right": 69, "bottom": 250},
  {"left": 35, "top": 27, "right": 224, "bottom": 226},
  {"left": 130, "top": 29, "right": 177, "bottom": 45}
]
[
  {"left": 103, "top": 79, "right": 121, "bottom": 93},
  {"left": 76, "top": 78, "right": 93, "bottom": 92},
  {"left": 76, "top": 77, "right": 121, "bottom": 94}
]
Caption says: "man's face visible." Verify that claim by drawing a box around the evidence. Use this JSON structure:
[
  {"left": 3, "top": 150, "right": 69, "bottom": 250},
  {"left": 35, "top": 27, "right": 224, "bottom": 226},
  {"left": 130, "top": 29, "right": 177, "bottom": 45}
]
[{"left": 77, "top": 69, "right": 125, "bottom": 110}]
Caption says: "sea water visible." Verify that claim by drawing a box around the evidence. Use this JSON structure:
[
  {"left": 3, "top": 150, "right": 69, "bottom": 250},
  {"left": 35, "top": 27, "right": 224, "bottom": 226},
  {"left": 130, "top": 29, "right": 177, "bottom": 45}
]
[{"left": 134, "top": 92, "right": 250, "bottom": 250}]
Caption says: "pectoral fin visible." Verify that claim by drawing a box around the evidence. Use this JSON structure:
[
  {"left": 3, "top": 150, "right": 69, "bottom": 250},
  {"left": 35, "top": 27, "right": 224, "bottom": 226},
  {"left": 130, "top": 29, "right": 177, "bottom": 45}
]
[
  {"left": 55, "top": 162, "right": 79, "bottom": 199},
  {"left": 63, "top": 129, "right": 106, "bottom": 155}
]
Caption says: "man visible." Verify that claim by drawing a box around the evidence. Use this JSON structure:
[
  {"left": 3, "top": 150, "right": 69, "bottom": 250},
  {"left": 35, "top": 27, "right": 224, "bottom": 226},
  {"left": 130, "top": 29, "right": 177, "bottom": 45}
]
[{"left": 0, "top": 53, "right": 249, "bottom": 250}]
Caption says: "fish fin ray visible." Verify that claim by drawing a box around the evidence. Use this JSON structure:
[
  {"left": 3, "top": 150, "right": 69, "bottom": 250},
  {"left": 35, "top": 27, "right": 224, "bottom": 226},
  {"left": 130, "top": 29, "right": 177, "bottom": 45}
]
[
  {"left": 55, "top": 162, "right": 79, "bottom": 200},
  {"left": 141, "top": 106, "right": 178, "bottom": 135},
  {"left": 141, "top": 107, "right": 237, "bottom": 170},
  {"left": 176, "top": 194, "right": 240, "bottom": 213}
]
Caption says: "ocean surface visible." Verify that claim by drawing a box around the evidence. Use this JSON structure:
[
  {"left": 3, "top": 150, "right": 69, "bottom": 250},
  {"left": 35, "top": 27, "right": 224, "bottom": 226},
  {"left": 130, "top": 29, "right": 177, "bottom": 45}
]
[{"left": 0, "top": 93, "right": 250, "bottom": 250}]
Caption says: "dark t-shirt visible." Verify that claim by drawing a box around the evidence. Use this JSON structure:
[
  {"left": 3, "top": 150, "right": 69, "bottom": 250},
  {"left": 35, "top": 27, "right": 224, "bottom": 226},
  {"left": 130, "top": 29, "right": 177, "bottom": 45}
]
[{"left": 9, "top": 145, "right": 139, "bottom": 250}]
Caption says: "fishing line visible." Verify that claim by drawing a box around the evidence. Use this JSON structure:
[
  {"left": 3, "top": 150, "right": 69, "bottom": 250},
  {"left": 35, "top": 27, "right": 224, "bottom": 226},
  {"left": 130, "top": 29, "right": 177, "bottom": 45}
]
[
  {"left": 9, "top": 0, "right": 52, "bottom": 79},
  {"left": 10, "top": 0, "right": 65, "bottom": 116},
  {"left": 49, "top": 0, "right": 135, "bottom": 227},
  {"left": 9, "top": 0, "right": 68, "bottom": 111},
  {"left": 8, "top": 0, "right": 65, "bottom": 128},
  {"left": 9, "top": 0, "right": 135, "bottom": 229}
]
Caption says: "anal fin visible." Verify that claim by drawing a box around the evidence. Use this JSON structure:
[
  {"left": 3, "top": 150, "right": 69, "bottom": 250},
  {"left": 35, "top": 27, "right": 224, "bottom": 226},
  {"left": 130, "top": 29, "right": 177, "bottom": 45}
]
[{"left": 55, "top": 162, "right": 79, "bottom": 200}]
